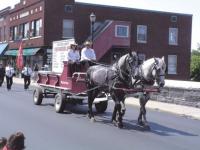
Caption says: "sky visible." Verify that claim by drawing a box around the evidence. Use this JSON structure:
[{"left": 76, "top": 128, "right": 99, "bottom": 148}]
[{"left": 0, "top": 0, "right": 199, "bottom": 49}]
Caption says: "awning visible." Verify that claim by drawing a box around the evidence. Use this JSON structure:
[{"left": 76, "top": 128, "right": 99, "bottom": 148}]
[
  {"left": 4, "top": 48, "right": 41, "bottom": 56},
  {"left": 0, "top": 43, "right": 8, "bottom": 55}
]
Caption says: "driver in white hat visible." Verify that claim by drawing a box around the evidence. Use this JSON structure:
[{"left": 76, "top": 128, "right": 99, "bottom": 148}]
[{"left": 80, "top": 41, "right": 96, "bottom": 67}]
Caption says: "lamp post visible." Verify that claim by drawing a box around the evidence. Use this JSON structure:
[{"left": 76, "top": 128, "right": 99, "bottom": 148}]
[{"left": 90, "top": 12, "right": 96, "bottom": 48}]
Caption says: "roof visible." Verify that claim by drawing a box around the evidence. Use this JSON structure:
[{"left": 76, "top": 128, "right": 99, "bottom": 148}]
[{"left": 75, "top": 1, "right": 193, "bottom": 17}]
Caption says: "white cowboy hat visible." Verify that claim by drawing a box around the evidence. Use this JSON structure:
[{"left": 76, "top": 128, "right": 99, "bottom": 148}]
[
  {"left": 70, "top": 42, "right": 78, "bottom": 46},
  {"left": 84, "top": 41, "right": 92, "bottom": 46}
]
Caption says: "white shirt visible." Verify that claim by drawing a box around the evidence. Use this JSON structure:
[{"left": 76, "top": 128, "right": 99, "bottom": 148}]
[
  {"left": 5, "top": 66, "right": 15, "bottom": 77},
  {"left": 22, "top": 67, "right": 32, "bottom": 76},
  {"left": 81, "top": 47, "right": 96, "bottom": 61},
  {"left": 66, "top": 49, "right": 80, "bottom": 62}
]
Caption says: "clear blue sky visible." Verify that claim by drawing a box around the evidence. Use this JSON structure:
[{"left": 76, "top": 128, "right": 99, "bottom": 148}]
[{"left": 0, "top": 0, "right": 199, "bottom": 49}]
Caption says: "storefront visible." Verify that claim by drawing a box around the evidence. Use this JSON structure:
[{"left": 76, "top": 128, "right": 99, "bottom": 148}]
[{"left": 0, "top": 43, "right": 8, "bottom": 65}]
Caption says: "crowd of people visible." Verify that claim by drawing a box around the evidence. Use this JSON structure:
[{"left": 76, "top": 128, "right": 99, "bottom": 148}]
[
  {"left": 0, "top": 132, "right": 25, "bottom": 150},
  {"left": 0, "top": 63, "right": 38, "bottom": 91}
]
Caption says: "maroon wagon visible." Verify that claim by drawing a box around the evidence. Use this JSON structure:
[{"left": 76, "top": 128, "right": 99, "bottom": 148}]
[{"left": 33, "top": 61, "right": 108, "bottom": 113}]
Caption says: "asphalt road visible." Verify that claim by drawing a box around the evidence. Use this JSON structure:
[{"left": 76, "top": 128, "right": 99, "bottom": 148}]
[{"left": 0, "top": 83, "right": 200, "bottom": 150}]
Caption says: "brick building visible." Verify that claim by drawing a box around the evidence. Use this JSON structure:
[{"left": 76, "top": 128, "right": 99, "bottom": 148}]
[
  {"left": 0, "top": 7, "right": 10, "bottom": 64},
  {"left": 1, "top": 0, "right": 192, "bottom": 80}
]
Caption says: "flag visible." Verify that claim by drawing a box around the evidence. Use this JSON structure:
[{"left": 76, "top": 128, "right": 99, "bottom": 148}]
[{"left": 16, "top": 41, "right": 24, "bottom": 70}]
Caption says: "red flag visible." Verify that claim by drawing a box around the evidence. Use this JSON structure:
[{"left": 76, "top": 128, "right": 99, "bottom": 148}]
[{"left": 16, "top": 41, "right": 24, "bottom": 70}]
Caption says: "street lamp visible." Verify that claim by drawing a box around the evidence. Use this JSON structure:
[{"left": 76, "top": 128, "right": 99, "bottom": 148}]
[{"left": 90, "top": 12, "right": 96, "bottom": 48}]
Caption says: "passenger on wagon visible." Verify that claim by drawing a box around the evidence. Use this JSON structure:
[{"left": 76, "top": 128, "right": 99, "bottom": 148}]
[
  {"left": 66, "top": 42, "right": 80, "bottom": 74},
  {"left": 80, "top": 41, "right": 96, "bottom": 68}
]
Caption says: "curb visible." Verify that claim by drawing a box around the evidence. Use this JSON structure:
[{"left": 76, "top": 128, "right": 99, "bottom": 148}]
[{"left": 126, "top": 97, "right": 200, "bottom": 120}]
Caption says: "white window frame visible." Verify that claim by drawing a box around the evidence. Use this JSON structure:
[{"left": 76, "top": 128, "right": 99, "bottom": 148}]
[
  {"left": 62, "top": 19, "right": 74, "bottom": 38},
  {"left": 115, "top": 25, "right": 129, "bottom": 38},
  {"left": 169, "top": 28, "right": 178, "bottom": 45},
  {"left": 168, "top": 55, "right": 177, "bottom": 75},
  {"left": 137, "top": 25, "right": 147, "bottom": 43}
]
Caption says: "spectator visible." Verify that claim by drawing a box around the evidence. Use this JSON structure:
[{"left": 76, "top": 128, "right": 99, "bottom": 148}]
[
  {"left": 0, "top": 137, "right": 7, "bottom": 150},
  {"left": 32, "top": 64, "right": 39, "bottom": 82},
  {"left": 5, "top": 63, "right": 15, "bottom": 91},
  {"left": 0, "top": 63, "right": 5, "bottom": 87},
  {"left": 0, "top": 132, "right": 25, "bottom": 150},
  {"left": 22, "top": 64, "right": 32, "bottom": 90}
]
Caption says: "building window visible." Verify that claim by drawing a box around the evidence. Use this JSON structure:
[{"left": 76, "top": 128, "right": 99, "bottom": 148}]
[
  {"left": 137, "top": 25, "right": 147, "bottom": 43},
  {"left": 169, "top": 28, "right": 178, "bottom": 45},
  {"left": 171, "top": 16, "right": 177, "bottom": 22},
  {"left": 115, "top": 25, "right": 129, "bottom": 38},
  {"left": 168, "top": 55, "right": 177, "bottom": 74},
  {"left": 24, "top": 22, "right": 30, "bottom": 38},
  {"left": 40, "top": 6, "right": 42, "bottom": 11},
  {"left": 64, "top": 5, "right": 73, "bottom": 13},
  {"left": 31, "top": 19, "right": 42, "bottom": 37},
  {"left": 13, "top": 26, "right": 18, "bottom": 40},
  {"left": 63, "top": 19, "right": 74, "bottom": 38}
]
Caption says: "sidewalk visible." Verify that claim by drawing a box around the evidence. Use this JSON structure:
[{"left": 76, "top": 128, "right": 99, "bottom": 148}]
[{"left": 13, "top": 77, "right": 200, "bottom": 120}]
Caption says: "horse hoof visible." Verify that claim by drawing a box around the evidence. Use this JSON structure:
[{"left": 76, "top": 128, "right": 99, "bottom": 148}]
[
  {"left": 137, "top": 121, "right": 144, "bottom": 127},
  {"left": 117, "top": 123, "right": 123, "bottom": 129},
  {"left": 144, "top": 125, "right": 151, "bottom": 131},
  {"left": 90, "top": 117, "right": 96, "bottom": 123}
]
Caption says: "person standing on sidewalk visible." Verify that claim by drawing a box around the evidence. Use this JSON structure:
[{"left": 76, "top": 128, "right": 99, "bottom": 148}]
[
  {"left": 22, "top": 64, "right": 32, "bottom": 90},
  {"left": 32, "top": 63, "right": 39, "bottom": 82},
  {"left": 0, "top": 63, "right": 5, "bottom": 87},
  {"left": 5, "top": 63, "right": 15, "bottom": 90}
]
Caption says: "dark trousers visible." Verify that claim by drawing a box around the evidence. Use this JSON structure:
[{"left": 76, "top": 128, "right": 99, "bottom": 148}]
[
  {"left": 6, "top": 76, "right": 13, "bottom": 90},
  {"left": 69, "top": 62, "right": 80, "bottom": 76},
  {"left": 24, "top": 75, "right": 31, "bottom": 89},
  {"left": 0, "top": 76, "right": 4, "bottom": 86},
  {"left": 80, "top": 60, "right": 95, "bottom": 71}
]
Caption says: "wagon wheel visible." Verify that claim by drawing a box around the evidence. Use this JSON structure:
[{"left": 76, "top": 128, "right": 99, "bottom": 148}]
[
  {"left": 95, "top": 101, "right": 108, "bottom": 113},
  {"left": 55, "top": 93, "right": 66, "bottom": 113},
  {"left": 33, "top": 87, "right": 43, "bottom": 105}
]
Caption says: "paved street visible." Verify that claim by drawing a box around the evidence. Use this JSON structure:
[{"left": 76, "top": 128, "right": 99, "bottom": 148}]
[{"left": 0, "top": 82, "right": 200, "bottom": 150}]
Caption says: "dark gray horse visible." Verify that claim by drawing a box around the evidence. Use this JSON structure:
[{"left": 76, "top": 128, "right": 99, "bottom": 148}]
[{"left": 86, "top": 53, "right": 166, "bottom": 128}]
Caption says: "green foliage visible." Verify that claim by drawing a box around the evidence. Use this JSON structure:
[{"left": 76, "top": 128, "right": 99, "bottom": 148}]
[{"left": 190, "top": 49, "right": 200, "bottom": 81}]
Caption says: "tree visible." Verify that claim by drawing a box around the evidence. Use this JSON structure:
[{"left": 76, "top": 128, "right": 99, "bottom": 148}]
[{"left": 190, "top": 48, "right": 200, "bottom": 81}]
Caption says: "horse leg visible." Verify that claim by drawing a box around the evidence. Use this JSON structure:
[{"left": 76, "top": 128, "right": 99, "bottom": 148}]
[
  {"left": 142, "top": 93, "right": 150, "bottom": 129},
  {"left": 138, "top": 93, "right": 150, "bottom": 129},
  {"left": 120, "top": 100, "right": 126, "bottom": 117},
  {"left": 111, "top": 90, "right": 125, "bottom": 128},
  {"left": 88, "top": 89, "right": 99, "bottom": 122}
]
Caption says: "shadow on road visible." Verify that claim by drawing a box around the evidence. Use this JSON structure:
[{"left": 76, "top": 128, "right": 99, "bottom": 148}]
[{"left": 36, "top": 101, "right": 199, "bottom": 137}]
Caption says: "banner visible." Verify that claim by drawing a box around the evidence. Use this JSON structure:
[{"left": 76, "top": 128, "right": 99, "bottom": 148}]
[{"left": 16, "top": 41, "right": 24, "bottom": 70}]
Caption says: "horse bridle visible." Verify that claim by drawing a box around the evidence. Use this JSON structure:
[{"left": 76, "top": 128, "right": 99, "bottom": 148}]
[{"left": 152, "top": 61, "right": 165, "bottom": 78}]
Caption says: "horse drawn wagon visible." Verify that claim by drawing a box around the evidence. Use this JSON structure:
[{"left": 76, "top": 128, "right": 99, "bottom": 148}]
[{"left": 33, "top": 61, "right": 108, "bottom": 113}]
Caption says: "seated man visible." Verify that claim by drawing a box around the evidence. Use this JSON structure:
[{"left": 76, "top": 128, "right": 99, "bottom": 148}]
[
  {"left": 66, "top": 42, "right": 80, "bottom": 74},
  {"left": 80, "top": 41, "right": 96, "bottom": 68}
]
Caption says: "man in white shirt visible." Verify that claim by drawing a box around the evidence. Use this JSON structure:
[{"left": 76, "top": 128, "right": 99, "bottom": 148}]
[
  {"left": 22, "top": 64, "right": 32, "bottom": 90},
  {"left": 66, "top": 42, "right": 80, "bottom": 74},
  {"left": 81, "top": 41, "right": 96, "bottom": 68},
  {"left": 5, "top": 63, "right": 15, "bottom": 90}
]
